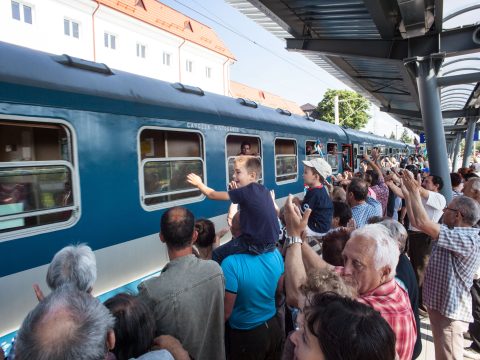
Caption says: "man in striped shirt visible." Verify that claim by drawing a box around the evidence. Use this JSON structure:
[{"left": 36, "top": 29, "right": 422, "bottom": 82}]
[{"left": 283, "top": 195, "right": 416, "bottom": 360}]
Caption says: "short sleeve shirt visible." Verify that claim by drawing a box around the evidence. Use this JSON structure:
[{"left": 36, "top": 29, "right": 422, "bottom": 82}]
[
  {"left": 409, "top": 191, "right": 446, "bottom": 231},
  {"left": 228, "top": 183, "right": 280, "bottom": 246},
  {"left": 424, "top": 225, "right": 480, "bottom": 322},
  {"left": 222, "top": 250, "right": 284, "bottom": 330},
  {"left": 302, "top": 186, "right": 333, "bottom": 233}
]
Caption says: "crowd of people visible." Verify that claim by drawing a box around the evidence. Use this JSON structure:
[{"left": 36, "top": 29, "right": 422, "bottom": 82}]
[{"left": 4, "top": 150, "right": 480, "bottom": 360}]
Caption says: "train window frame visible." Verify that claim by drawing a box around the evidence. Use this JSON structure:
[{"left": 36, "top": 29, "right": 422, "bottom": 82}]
[
  {"left": 225, "top": 134, "right": 263, "bottom": 188},
  {"left": 326, "top": 142, "right": 339, "bottom": 173},
  {"left": 0, "top": 115, "right": 81, "bottom": 243},
  {"left": 137, "top": 126, "right": 206, "bottom": 211},
  {"left": 274, "top": 137, "right": 298, "bottom": 184}
]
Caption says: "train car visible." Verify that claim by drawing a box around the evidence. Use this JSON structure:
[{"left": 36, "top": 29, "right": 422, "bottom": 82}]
[
  {"left": 0, "top": 41, "right": 410, "bottom": 345},
  {"left": 343, "top": 128, "right": 411, "bottom": 172}
]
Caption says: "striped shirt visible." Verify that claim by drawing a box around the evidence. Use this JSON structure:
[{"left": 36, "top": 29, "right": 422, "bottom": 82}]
[{"left": 424, "top": 225, "right": 480, "bottom": 322}]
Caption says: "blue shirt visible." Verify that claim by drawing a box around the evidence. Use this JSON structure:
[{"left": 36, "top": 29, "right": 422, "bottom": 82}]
[
  {"left": 228, "top": 182, "right": 280, "bottom": 246},
  {"left": 222, "top": 250, "right": 284, "bottom": 330},
  {"left": 351, "top": 196, "right": 382, "bottom": 228},
  {"left": 302, "top": 186, "right": 333, "bottom": 233}
]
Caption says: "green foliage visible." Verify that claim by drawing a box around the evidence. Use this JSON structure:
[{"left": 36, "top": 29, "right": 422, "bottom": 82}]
[
  {"left": 315, "top": 89, "right": 370, "bottom": 130},
  {"left": 400, "top": 129, "right": 412, "bottom": 144},
  {"left": 389, "top": 131, "right": 396, "bottom": 139}
]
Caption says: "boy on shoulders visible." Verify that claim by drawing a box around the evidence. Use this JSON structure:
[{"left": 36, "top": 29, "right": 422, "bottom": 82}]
[{"left": 187, "top": 156, "right": 279, "bottom": 264}]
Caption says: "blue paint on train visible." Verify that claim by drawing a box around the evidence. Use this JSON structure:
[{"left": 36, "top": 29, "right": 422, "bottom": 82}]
[{"left": 0, "top": 41, "right": 410, "bottom": 280}]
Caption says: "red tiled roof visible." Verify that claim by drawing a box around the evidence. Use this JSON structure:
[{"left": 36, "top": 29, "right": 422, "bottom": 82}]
[
  {"left": 95, "top": 0, "right": 235, "bottom": 60},
  {"left": 230, "top": 81, "right": 304, "bottom": 115}
]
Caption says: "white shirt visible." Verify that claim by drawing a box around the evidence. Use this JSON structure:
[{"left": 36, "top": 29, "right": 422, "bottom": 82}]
[{"left": 409, "top": 190, "right": 446, "bottom": 231}]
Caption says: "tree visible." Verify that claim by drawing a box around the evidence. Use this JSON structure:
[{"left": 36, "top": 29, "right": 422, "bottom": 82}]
[
  {"left": 315, "top": 89, "right": 370, "bottom": 130},
  {"left": 400, "top": 129, "right": 412, "bottom": 144},
  {"left": 389, "top": 131, "right": 396, "bottom": 140}
]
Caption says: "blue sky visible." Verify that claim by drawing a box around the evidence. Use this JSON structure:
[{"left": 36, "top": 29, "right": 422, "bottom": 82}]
[{"left": 160, "top": 0, "right": 479, "bottom": 138}]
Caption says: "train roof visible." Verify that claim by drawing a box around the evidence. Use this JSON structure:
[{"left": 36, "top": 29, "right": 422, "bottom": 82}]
[
  {"left": 0, "top": 41, "right": 348, "bottom": 140},
  {"left": 343, "top": 128, "right": 408, "bottom": 148}
]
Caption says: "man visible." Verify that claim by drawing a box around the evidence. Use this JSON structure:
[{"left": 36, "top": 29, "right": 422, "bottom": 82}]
[
  {"left": 363, "top": 150, "right": 389, "bottom": 215},
  {"left": 222, "top": 211, "right": 284, "bottom": 359},
  {"left": 15, "top": 286, "right": 116, "bottom": 360},
  {"left": 284, "top": 195, "right": 416, "bottom": 360},
  {"left": 33, "top": 244, "right": 97, "bottom": 301},
  {"left": 346, "top": 178, "right": 382, "bottom": 228},
  {"left": 387, "top": 172, "right": 446, "bottom": 309},
  {"left": 138, "top": 207, "right": 225, "bottom": 360},
  {"left": 402, "top": 172, "right": 480, "bottom": 360},
  {"left": 463, "top": 177, "right": 480, "bottom": 359}
]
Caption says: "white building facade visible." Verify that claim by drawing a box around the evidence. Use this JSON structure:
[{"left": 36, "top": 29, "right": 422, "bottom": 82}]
[{"left": 0, "top": 0, "right": 235, "bottom": 95}]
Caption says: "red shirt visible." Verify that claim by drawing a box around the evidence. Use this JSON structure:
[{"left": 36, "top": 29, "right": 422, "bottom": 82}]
[
  {"left": 336, "top": 268, "right": 416, "bottom": 360},
  {"left": 358, "top": 279, "right": 416, "bottom": 360}
]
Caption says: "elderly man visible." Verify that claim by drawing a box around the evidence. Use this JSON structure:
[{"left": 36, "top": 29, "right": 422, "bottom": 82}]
[
  {"left": 138, "top": 207, "right": 225, "bottom": 360},
  {"left": 284, "top": 195, "right": 416, "bottom": 360},
  {"left": 15, "top": 285, "right": 116, "bottom": 360},
  {"left": 402, "top": 172, "right": 480, "bottom": 360},
  {"left": 33, "top": 244, "right": 97, "bottom": 301}
]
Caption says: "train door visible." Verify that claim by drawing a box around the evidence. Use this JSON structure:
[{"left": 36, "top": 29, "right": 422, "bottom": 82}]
[
  {"left": 341, "top": 144, "right": 352, "bottom": 172},
  {"left": 353, "top": 144, "right": 359, "bottom": 172}
]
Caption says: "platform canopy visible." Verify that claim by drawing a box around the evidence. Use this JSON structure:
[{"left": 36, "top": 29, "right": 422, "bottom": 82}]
[{"left": 226, "top": 0, "right": 480, "bottom": 139}]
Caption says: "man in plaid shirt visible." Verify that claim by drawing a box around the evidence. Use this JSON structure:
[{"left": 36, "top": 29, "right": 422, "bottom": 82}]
[
  {"left": 283, "top": 195, "right": 416, "bottom": 360},
  {"left": 403, "top": 171, "right": 480, "bottom": 360}
]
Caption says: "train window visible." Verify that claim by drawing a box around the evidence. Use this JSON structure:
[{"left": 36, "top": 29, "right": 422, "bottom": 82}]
[
  {"left": 326, "top": 143, "right": 339, "bottom": 172},
  {"left": 275, "top": 138, "right": 297, "bottom": 183},
  {"left": 139, "top": 128, "right": 204, "bottom": 208},
  {"left": 226, "top": 135, "right": 262, "bottom": 185},
  {"left": 0, "top": 119, "right": 78, "bottom": 238}
]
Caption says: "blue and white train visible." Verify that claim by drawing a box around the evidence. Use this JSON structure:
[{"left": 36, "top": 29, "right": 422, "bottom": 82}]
[{"left": 0, "top": 41, "right": 413, "bottom": 343}]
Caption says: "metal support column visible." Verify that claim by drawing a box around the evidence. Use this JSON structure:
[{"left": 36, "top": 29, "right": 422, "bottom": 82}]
[
  {"left": 462, "top": 119, "right": 476, "bottom": 168},
  {"left": 405, "top": 54, "right": 452, "bottom": 202},
  {"left": 452, "top": 132, "right": 462, "bottom": 171}
]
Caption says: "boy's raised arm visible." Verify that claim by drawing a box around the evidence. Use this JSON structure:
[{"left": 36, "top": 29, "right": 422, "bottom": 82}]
[{"left": 186, "top": 173, "right": 230, "bottom": 201}]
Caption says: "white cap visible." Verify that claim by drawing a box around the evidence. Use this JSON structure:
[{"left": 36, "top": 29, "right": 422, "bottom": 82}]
[{"left": 302, "top": 158, "right": 332, "bottom": 179}]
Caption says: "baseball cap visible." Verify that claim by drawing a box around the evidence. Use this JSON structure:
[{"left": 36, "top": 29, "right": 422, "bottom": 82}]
[{"left": 302, "top": 158, "right": 332, "bottom": 179}]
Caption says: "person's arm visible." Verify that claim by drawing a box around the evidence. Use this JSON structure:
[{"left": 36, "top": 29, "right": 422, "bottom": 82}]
[
  {"left": 284, "top": 195, "right": 331, "bottom": 307},
  {"left": 186, "top": 173, "right": 229, "bottom": 200},
  {"left": 224, "top": 291, "right": 237, "bottom": 321},
  {"left": 364, "top": 154, "right": 384, "bottom": 181},
  {"left": 402, "top": 172, "right": 440, "bottom": 239},
  {"left": 151, "top": 335, "right": 190, "bottom": 360},
  {"left": 386, "top": 179, "right": 404, "bottom": 199},
  {"left": 301, "top": 238, "right": 332, "bottom": 271}
]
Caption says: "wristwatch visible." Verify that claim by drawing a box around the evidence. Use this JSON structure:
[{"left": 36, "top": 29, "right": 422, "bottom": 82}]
[{"left": 285, "top": 236, "right": 303, "bottom": 247}]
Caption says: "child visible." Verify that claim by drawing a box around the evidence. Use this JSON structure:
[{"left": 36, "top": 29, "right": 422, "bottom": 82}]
[
  {"left": 299, "top": 158, "right": 334, "bottom": 237},
  {"left": 186, "top": 156, "right": 279, "bottom": 264}
]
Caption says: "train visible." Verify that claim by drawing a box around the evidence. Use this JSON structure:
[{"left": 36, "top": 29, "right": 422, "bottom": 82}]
[{"left": 0, "top": 40, "right": 414, "bottom": 343}]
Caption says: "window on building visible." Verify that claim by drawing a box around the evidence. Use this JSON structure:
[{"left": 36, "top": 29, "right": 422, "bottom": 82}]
[
  {"left": 139, "top": 128, "right": 204, "bottom": 208},
  {"left": 205, "top": 67, "right": 212, "bottom": 79},
  {"left": 225, "top": 135, "right": 263, "bottom": 186},
  {"left": 163, "top": 52, "right": 171, "bottom": 66},
  {"left": 0, "top": 119, "right": 78, "bottom": 238},
  {"left": 186, "top": 60, "right": 193, "bottom": 73},
  {"left": 275, "top": 138, "right": 297, "bottom": 183},
  {"left": 136, "top": 43, "right": 146, "bottom": 58},
  {"left": 64, "top": 19, "right": 79, "bottom": 39},
  {"left": 104, "top": 32, "right": 116, "bottom": 49},
  {"left": 11, "top": 1, "right": 32, "bottom": 24}
]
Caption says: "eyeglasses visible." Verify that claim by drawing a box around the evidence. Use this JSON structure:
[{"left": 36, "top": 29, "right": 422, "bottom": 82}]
[{"left": 443, "top": 207, "right": 460, "bottom": 214}]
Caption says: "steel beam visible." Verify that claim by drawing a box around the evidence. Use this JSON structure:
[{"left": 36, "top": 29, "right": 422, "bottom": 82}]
[
  {"left": 452, "top": 132, "right": 462, "bottom": 171},
  {"left": 380, "top": 107, "right": 480, "bottom": 119},
  {"left": 462, "top": 119, "right": 477, "bottom": 168},
  {"left": 438, "top": 72, "right": 480, "bottom": 87},
  {"left": 405, "top": 55, "right": 453, "bottom": 201}
]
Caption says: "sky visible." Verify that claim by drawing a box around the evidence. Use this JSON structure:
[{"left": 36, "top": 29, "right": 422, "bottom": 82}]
[{"left": 159, "top": 0, "right": 479, "bottom": 139}]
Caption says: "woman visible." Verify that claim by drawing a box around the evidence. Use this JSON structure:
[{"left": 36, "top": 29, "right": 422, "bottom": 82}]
[{"left": 291, "top": 293, "right": 396, "bottom": 360}]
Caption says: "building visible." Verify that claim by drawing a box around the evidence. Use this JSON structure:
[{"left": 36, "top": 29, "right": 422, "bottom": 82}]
[{"left": 1, "top": 0, "right": 235, "bottom": 95}]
